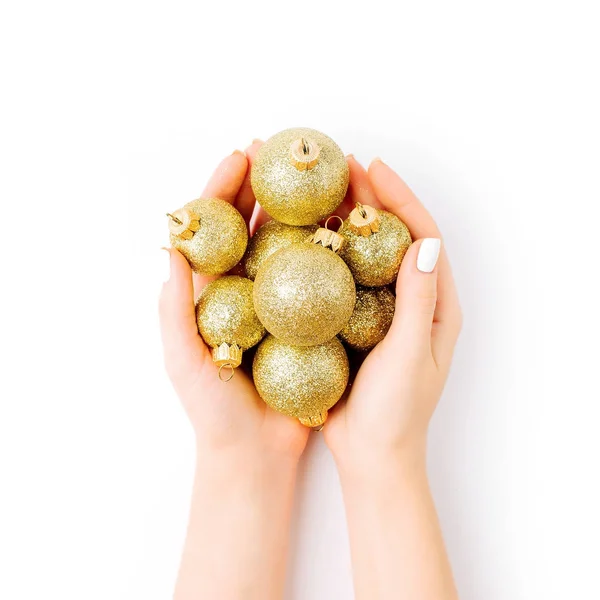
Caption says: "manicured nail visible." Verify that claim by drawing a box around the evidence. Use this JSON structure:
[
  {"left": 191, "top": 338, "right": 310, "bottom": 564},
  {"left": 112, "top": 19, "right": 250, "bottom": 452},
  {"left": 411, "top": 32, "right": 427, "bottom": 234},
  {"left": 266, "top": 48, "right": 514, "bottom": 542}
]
[
  {"left": 371, "top": 156, "right": 384, "bottom": 165},
  {"left": 346, "top": 153, "right": 355, "bottom": 159},
  {"left": 416, "top": 238, "right": 441, "bottom": 273},
  {"left": 252, "top": 138, "right": 263, "bottom": 144},
  {"left": 231, "top": 149, "right": 246, "bottom": 157},
  {"left": 161, "top": 247, "right": 172, "bottom": 283}
]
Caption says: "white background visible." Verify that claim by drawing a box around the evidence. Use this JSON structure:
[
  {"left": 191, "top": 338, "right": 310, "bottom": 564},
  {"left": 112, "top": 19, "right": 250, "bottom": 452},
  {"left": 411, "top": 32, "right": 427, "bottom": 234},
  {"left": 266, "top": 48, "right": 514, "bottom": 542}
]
[{"left": 1, "top": 1, "right": 599, "bottom": 599}]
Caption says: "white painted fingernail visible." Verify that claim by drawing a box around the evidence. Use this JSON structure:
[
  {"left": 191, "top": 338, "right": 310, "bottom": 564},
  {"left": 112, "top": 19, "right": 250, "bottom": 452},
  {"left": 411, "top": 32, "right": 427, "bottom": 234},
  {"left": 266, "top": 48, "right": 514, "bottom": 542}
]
[
  {"left": 161, "top": 248, "right": 171, "bottom": 282},
  {"left": 416, "top": 238, "right": 441, "bottom": 273}
]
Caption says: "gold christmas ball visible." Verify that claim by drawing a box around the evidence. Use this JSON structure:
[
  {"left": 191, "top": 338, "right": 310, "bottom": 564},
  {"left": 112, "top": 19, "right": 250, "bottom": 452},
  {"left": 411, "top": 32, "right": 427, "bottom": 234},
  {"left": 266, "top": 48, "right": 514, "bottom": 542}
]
[
  {"left": 243, "top": 220, "right": 318, "bottom": 280},
  {"left": 339, "top": 209, "right": 412, "bottom": 286},
  {"left": 169, "top": 197, "right": 248, "bottom": 275},
  {"left": 253, "top": 335, "right": 349, "bottom": 427},
  {"left": 339, "top": 287, "right": 396, "bottom": 351},
  {"left": 253, "top": 243, "right": 356, "bottom": 346},
  {"left": 196, "top": 276, "right": 266, "bottom": 351},
  {"left": 250, "top": 128, "right": 349, "bottom": 225}
]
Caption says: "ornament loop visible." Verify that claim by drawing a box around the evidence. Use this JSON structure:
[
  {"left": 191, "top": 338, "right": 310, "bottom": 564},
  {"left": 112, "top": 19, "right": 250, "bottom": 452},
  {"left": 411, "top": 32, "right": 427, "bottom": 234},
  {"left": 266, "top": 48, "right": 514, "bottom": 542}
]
[
  {"left": 324, "top": 215, "right": 344, "bottom": 231},
  {"left": 218, "top": 363, "right": 235, "bottom": 382}
]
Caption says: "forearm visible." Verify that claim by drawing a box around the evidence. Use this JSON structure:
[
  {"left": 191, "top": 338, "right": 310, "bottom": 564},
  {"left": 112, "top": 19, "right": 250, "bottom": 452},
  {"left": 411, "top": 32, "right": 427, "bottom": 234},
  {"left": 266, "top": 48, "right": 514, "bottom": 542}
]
[
  {"left": 174, "top": 448, "right": 298, "bottom": 600},
  {"left": 338, "top": 448, "right": 458, "bottom": 600}
]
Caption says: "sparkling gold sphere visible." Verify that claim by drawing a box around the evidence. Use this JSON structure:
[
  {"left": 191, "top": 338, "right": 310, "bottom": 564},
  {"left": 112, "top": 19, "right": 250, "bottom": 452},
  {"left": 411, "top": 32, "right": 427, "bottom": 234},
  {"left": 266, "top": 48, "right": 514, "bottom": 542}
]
[
  {"left": 250, "top": 128, "right": 349, "bottom": 225},
  {"left": 339, "top": 287, "right": 396, "bottom": 351},
  {"left": 243, "top": 220, "right": 318, "bottom": 280},
  {"left": 339, "top": 209, "right": 412, "bottom": 287},
  {"left": 253, "top": 335, "right": 349, "bottom": 427},
  {"left": 196, "top": 276, "right": 266, "bottom": 350},
  {"left": 253, "top": 243, "right": 356, "bottom": 346},
  {"left": 169, "top": 198, "right": 248, "bottom": 275}
]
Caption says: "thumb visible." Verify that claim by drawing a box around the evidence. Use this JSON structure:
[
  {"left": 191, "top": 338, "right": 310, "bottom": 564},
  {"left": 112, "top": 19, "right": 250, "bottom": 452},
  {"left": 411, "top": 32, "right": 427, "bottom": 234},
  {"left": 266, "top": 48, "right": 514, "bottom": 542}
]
[
  {"left": 386, "top": 238, "right": 442, "bottom": 356},
  {"left": 159, "top": 248, "right": 208, "bottom": 383}
]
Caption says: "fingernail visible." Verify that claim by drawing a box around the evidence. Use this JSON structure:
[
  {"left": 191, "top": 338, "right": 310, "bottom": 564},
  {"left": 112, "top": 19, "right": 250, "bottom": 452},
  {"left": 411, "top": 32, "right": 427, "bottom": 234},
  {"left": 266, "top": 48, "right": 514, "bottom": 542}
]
[
  {"left": 252, "top": 138, "right": 263, "bottom": 144},
  {"left": 371, "top": 156, "right": 384, "bottom": 165},
  {"left": 161, "top": 247, "right": 172, "bottom": 282},
  {"left": 346, "top": 153, "right": 355, "bottom": 159},
  {"left": 231, "top": 149, "right": 246, "bottom": 157},
  {"left": 416, "top": 238, "right": 441, "bottom": 273}
]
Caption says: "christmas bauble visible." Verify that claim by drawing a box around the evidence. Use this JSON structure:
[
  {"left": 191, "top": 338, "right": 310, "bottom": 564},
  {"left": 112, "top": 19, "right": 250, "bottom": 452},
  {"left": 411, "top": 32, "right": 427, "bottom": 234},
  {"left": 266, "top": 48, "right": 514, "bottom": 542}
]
[
  {"left": 250, "top": 128, "right": 349, "bottom": 225},
  {"left": 339, "top": 287, "right": 396, "bottom": 351},
  {"left": 253, "top": 242, "right": 356, "bottom": 346},
  {"left": 196, "top": 276, "right": 266, "bottom": 378},
  {"left": 168, "top": 197, "right": 248, "bottom": 275},
  {"left": 253, "top": 335, "right": 349, "bottom": 427},
  {"left": 339, "top": 206, "right": 412, "bottom": 286},
  {"left": 243, "top": 220, "right": 318, "bottom": 280}
]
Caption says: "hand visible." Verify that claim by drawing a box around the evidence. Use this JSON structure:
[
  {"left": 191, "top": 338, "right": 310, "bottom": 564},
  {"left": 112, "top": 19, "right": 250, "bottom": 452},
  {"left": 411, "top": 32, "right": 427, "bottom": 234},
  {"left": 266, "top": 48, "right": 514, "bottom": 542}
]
[
  {"left": 159, "top": 144, "right": 309, "bottom": 463},
  {"left": 324, "top": 157, "right": 462, "bottom": 473}
]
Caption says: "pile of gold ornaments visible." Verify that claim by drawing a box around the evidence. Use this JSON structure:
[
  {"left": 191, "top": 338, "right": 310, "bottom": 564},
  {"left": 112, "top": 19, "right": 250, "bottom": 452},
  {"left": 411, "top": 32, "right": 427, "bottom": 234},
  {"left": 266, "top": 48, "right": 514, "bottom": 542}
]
[{"left": 167, "top": 127, "right": 412, "bottom": 428}]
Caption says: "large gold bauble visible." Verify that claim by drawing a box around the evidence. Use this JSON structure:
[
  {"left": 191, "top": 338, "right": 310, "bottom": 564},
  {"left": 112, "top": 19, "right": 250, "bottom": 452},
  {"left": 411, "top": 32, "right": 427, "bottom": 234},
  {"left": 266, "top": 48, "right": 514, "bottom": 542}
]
[
  {"left": 196, "top": 276, "right": 266, "bottom": 351},
  {"left": 339, "top": 209, "right": 412, "bottom": 287},
  {"left": 250, "top": 128, "right": 349, "bottom": 225},
  {"left": 253, "top": 335, "right": 349, "bottom": 427},
  {"left": 243, "top": 220, "right": 318, "bottom": 280},
  {"left": 253, "top": 243, "right": 356, "bottom": 346},
  {"left": 169, "top": 198, "right": 248, "bottom": 275},
  {"left": 339, "top": 287, "right": 396, "bottom": 351}
]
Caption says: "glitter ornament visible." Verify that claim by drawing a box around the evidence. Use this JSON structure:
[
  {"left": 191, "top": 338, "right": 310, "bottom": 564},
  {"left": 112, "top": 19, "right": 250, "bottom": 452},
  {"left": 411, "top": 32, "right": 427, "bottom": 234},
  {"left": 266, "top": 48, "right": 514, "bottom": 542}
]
[
  {"left": 168, "top": 197, "right": 248, "bottom": 275},
  {"left": 196, "top": 276, "right": 266, "bottom": 380},
  {"left": 339, "top": 204, "right": 412, "bottom": 287},
  {"left": 243, "top": 220, "right": 318, "bottom": 281},
  {"left": 250, "top": 128, "right": 349, "bottom": 226},
  {"left": 253, "top": 335, "right": 349, "bottom": 428},
  {"left": 253, "top": 224, "right": 355, "bottom": 346},
  {"left": 339, "top": 287, "right": 396, "bottom": 351}
]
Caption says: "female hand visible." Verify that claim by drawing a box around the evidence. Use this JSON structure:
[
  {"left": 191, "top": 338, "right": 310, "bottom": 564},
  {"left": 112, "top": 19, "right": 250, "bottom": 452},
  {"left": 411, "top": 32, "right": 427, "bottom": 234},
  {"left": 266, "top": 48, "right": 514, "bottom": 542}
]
[
  {"left": 159, "top": 143, "right": 309, "bottom": 462},
  {"left": 325, "top": 156, "right": 463, "bottom": 471}
]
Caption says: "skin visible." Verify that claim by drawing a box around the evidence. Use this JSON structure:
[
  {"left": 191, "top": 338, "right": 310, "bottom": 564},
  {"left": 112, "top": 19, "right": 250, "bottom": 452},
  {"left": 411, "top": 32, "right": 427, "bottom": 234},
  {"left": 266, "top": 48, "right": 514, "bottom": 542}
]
[{"left": 159, "top": 143, "right": 462, "bottom": 600}]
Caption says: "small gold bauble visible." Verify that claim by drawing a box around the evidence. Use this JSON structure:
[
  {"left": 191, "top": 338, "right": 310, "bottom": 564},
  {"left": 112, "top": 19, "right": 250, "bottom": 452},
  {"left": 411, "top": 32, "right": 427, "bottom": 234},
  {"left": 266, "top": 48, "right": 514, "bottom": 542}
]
[
  {"left": 196, "top": 276, "right": 266, "bottom": 375},
  {"left": 339, "top": 209, "right": 412, "bottom": 287},
  {"left": 253, "top": 335, "right": 349, "bottom": 427},
  {"left": 250, "top": 128, "right": 349, "bottom": 225},
  {"left": 168, "top": 198, "right": 248, "bottom": 275},
  {"left": 339, "top": 287, "right": 396, "bottom": 351},
  {"left": 243, "top": 220, "right": 318, "bottom": 280},
  {"left": 253, "top": 243, "right": 356, "bottom": 346}
]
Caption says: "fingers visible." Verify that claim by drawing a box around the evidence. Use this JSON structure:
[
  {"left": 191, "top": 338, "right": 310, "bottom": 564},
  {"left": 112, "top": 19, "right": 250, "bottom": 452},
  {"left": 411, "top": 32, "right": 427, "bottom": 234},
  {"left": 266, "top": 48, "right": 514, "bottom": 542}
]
[
  {"left": 246, "top": 141, "right": 273, "bottom": 235},
  {"left": 236, "top": 141, "right": 263, "bottom": 224},
  {"left": 159, "top": 249, "right": 209, "bottom": 383},
  {"left": 194, "top": 151, "right": 249, "bottom": 296},
  {"left": 335, "top": 155, "right": 384, "bottom": 220},
  {"left": 201, "top": 150, "right": 248, "bottom": 203},
  {"left": 369, "top": 159, "right": 461, "bottom": 366},
  {"left": 387, "top": 239, "right": 441, "bottom": 356}
]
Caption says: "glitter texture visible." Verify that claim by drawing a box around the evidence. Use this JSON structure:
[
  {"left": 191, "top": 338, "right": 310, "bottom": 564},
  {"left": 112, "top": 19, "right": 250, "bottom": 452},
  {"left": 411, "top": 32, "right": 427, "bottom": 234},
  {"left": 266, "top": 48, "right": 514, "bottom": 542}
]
[
  {"left": 196, "top": 276, "right": 266, "bottom": 350},
  {"left": 250, "top": 128, "right": 349, "bottom": 225},
  {"left": 253, "top": 243, "right": 356, "bottom": 346},
  {"left": 170, "top": 198, "right": 248, "bottom": 275},
  {"left": 339, "top": 286, "right": 396, "bottom": 351},
  {"left": 243, "top": 220, "right": 318, "bottom": 280},
  {"left": 339, "top": 209, "right": 412, "bottom": 287},
  {"left": 253, "top": 335, "right": 349, "bottom": 427}
]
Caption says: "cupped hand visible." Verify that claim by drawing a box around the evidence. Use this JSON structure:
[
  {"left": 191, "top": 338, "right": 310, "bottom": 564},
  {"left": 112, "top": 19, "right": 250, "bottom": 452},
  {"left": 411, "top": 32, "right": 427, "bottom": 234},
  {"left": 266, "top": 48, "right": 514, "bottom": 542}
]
[
  {"left": 324, "top": 157, "right": 463, "bottom": 472},
  {"left": 159, "top": 144, "right": 309, "bottom": 462}
]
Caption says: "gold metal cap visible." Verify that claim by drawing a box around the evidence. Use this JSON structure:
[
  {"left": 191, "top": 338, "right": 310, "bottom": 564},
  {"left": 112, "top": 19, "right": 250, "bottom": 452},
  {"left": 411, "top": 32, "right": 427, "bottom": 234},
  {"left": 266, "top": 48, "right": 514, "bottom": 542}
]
[
  {"left": 348, "top": 203, "right": 380, "bottom": 237},
  {"left": 290, "top": 137, "right": 320, "bottom": 171},
  {"left": 167, "top": 208, "right": 200, "bottom": 240},
  {"left": 310, "top": 215, "right": 345, "bottom": 253}
]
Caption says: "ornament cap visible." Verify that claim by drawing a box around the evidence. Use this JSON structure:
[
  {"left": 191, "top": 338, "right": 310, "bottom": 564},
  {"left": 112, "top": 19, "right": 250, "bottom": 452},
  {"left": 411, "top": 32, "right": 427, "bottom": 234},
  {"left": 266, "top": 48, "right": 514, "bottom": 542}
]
[
  {"left": 289, "top": 137, "right": 321, "bottom": 171},
  {"left": 348, "top": 203, "right": 381, "bottom": 236},
  {"left": 212, "top": 343, "right": 243, "bottom": 381},
  {"left": 310, "top": 215, "right": 345, "bottom": 253},
  {"left": 299, "top": 410, "right": 328, "bottom": 428},
  {"left": 167, "top": 208, "right": 201, "bottom": 240}
]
